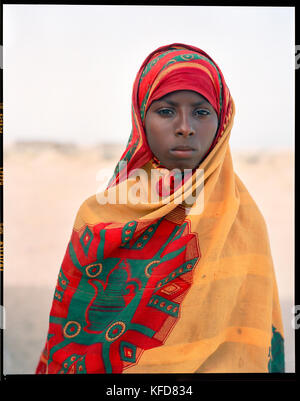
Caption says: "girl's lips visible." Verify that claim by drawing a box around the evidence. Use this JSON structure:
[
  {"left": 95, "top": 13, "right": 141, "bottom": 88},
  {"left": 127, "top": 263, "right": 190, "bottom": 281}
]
[{"left": 169, "top": 147, "right": 196, "bottom": 158}]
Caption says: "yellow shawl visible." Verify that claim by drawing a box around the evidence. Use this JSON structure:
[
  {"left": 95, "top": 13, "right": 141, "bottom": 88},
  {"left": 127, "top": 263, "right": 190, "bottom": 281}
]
[{"left": 36, "top": 44, "right": 284, "bottom": 374}]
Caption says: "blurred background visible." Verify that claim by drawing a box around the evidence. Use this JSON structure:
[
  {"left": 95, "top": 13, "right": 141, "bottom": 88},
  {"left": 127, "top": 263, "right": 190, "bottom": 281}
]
[{"left": 3, "top": 5, "right": 295, "bottom": 373}]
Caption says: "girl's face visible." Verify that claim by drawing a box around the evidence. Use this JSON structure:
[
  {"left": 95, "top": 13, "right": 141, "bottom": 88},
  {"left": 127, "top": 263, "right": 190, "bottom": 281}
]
[{"left": 144, "top": 90, "right": 219, "bottom": 170}]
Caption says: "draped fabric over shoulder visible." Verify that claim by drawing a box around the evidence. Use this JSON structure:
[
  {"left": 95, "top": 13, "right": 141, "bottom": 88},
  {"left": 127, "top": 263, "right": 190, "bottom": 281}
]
[{"left": 36, "top": 43, "right": 284, "bottom": 374}]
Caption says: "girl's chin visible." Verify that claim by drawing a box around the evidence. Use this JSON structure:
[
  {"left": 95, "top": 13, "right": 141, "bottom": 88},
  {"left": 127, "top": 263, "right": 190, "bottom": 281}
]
[
  {"left": 153, "top": 153, "right": 202, "bottom": 171},
  {"left": 164, "top": 162, "right": 200, "bottom": 171}
]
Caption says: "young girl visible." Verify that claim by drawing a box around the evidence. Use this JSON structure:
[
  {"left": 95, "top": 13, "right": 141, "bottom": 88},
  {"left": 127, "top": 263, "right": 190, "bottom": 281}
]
[{"left": 36, "top": 43, "right": 284, "bottom": 373}]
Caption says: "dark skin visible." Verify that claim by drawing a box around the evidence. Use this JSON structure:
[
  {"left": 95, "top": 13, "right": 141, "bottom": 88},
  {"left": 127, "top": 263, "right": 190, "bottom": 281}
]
[{"left": 144, "top": 90, "right": 219, "bottom": 171}]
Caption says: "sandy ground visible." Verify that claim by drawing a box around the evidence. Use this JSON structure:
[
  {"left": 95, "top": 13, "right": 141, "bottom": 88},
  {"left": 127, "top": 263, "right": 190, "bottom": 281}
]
[{"left": 3, "top": 142, "right": 295, "bottom": 374}]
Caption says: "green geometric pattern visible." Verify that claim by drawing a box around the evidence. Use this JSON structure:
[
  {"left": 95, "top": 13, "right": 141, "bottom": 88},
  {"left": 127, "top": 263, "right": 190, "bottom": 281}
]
[
  {"left": 131, "top": 219, "right": 162, "bottom": 250},
  {"left": 154, "top": 258, "right": 197, "bottom": 291},
  {"left": 121, "top": 220, "right": 138, "bottom": 247},
  {"left": 79, "top": 226, "right": 94, "bottom": 256},
  {"left": 54, "top": 267, "right": 69, "bottom": 302},
  {"left": 268, "top": 325, "right": 285, "bottom": 373},
  {"left": 58, "top": 354, "right": 87, "bottom": 374},
  {"left": 120, "top": 341, "right": 137, "bottom": 363},
  {"left": 148, "top": 294, "right": 179, "bottom": 318}
]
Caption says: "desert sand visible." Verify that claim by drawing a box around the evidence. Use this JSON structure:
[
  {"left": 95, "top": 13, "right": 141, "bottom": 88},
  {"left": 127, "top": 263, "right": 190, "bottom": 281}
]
[{"left": 3, "top": 142, "right": 295, "bottom": 373}]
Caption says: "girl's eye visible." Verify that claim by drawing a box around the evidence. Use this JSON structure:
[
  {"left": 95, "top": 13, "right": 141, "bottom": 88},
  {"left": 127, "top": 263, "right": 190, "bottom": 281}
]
[
  {"left": 194, "top": 109, "right": 211, "bottom": 116},
  {"left": 157, "top": 108, "right": 174, "bottom": 116}
]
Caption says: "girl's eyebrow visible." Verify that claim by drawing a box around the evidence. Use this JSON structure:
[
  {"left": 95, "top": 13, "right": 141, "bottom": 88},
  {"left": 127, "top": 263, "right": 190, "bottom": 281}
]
[{"left": 192, "top": 100, "right": 209, "bottom": 107}]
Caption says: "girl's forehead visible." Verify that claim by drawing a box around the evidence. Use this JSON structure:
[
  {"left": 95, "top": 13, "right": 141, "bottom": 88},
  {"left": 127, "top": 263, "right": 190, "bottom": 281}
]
[
  {"left": 149, "top": 90, "right": 212, "bottom": 108},
  {"left": 158, "top": 90, "right": 208, "bottom": 101}
]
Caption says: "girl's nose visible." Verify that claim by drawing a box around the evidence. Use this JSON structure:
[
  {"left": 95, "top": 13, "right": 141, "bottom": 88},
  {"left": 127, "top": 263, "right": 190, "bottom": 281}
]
[{"left": 175, "top": 112, "right": 195, "bottom": 137}]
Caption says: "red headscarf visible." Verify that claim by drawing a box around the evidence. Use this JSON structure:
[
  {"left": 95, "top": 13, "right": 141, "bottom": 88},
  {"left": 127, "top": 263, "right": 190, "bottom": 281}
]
[
  {"left": 108, "top": 43, "right": 232, "bottom": 188},
  {"left": 142, "top": 66, "right": 219, "bottom": 116}
]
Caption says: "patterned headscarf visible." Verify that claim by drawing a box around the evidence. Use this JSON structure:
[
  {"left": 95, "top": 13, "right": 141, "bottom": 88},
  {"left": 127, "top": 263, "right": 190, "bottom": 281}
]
[{"left": 108, "top": 43, "right": 232, "bottom": 188}]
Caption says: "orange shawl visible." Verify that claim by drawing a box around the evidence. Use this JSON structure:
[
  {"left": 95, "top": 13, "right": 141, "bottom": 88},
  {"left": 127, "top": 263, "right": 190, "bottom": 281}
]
[{"left": 36, "top": 44, "right": 284, "bottom": 374}]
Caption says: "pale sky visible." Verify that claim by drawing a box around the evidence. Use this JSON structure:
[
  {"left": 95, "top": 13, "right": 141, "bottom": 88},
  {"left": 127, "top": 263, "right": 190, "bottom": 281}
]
[{"left": 3, "top": 5, "right": 295, "bottom": 149}]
